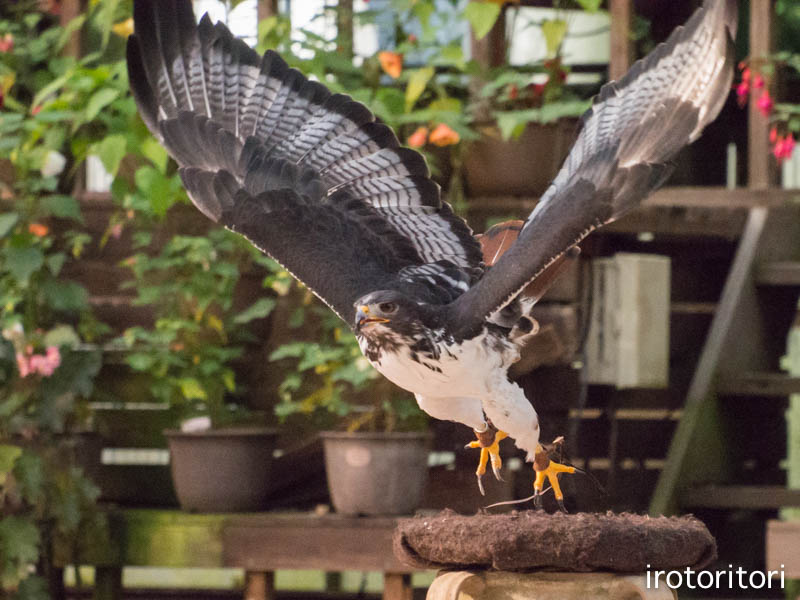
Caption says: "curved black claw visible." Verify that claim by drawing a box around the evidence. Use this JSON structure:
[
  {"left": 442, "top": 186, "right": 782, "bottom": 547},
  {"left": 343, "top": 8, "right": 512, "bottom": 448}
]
[
  {"left": 533, "top": 492, "right": 544, "bottom": 511},
  {"left": 476, "top": 473, "right": 486, "bottom": 496},
  {"left": 557, "top": 498, "right": 568, "bottom": 514}
]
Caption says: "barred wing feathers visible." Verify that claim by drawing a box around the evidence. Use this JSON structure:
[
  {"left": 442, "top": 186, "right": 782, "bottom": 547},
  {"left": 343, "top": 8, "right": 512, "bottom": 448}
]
[
  {"left": 127, "top": 0, "right": 481, "bottom": 323},
  {"left": 446, "top": 0, "right": 737, "bottom": 336}
]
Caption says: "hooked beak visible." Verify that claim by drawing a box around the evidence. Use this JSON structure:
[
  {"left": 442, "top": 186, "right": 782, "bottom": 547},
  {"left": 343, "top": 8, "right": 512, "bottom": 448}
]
[{"left": 356, "top": 305, "right": 390, "bottom": 330}]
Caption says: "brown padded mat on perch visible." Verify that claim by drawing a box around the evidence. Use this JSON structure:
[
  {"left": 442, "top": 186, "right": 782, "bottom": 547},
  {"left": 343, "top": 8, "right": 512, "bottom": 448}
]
[{"left": 393, "top": 510, "right": 716, "bottom": 573}]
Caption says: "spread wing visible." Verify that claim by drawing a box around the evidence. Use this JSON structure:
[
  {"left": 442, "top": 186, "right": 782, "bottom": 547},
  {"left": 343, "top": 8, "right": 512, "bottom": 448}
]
[
  {"left": 446, "top": 0, "right": 737, "bottom": 336},
  {"left": 127, "top": 0, "right": 482, "bottom": 324}
]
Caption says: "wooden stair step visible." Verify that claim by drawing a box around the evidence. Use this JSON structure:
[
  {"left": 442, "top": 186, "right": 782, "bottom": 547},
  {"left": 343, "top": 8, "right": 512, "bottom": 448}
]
[
  {"left": 755, "top": 261, "right": 800, "bottom": 286},
  {"left": 680, "top": 485, "right": 800, "bottom": 510},
  {"left": 717, "top": 372, "right": 800, "bottom": 397}
]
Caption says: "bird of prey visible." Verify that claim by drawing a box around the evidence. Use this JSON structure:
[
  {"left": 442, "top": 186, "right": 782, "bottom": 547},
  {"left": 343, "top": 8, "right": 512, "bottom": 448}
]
[{"left": 128, "top": 0, "right": 736, "bottom": 510}]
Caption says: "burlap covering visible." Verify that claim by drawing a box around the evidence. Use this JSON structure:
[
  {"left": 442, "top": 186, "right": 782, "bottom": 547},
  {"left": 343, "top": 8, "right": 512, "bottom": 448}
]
[{"left": 393, "top": 509, "right": 716, "bottom": 573}]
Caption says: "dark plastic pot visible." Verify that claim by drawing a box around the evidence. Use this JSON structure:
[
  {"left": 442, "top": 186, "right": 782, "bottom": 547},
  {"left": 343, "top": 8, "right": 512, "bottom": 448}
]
[
  {"left": 165, "top": 427, "right": 277, "bottom": 512},
  {"left": 320, "top": 431, "right": 431, "bottom": 516}
]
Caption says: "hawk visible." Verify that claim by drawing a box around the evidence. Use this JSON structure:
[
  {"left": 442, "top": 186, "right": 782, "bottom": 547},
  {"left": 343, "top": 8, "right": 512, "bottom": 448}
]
[{"left": 128, "top": 0, "right": 736, "bottom": 510}]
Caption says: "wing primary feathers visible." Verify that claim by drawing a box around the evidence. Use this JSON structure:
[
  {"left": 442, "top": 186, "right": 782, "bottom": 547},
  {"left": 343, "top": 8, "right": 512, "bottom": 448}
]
[{"left": 444, "top": 0, "right": 737, "bottom": 337}]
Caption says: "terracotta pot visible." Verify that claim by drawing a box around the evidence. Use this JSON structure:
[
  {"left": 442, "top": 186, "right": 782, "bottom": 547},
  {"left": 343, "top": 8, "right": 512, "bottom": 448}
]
[
  {"left": 320, "top": 431, "right": 431, "bottom": 516},
  {"left": 463, "top": 120, "right": 579, "bottom": 197},
  {"left": 165, "top": 427, "right": 277, "bottom": 512}
]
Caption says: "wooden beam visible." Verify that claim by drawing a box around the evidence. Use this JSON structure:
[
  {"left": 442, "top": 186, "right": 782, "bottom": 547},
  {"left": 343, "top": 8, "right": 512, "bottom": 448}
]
[
  {"left": 717, "top": 372, "right": 800, "bottom": 396},
  {"left": 383, "top": 573, "right": 413, "bottom": 600},
  {"left": 608, "top": 0, "right": 633, "bottom": 81},
  {"left": 748, "top": 0, "right": 777, "bottom": 188},
  {"left": 650, "top": 208, "right": 769, "bottom": 515},
  {"left": 681, "top": 485, "right": 800, "bottom": 509},
  {"left": 756, "top": 261, "right": 800, "bottom": 286}
]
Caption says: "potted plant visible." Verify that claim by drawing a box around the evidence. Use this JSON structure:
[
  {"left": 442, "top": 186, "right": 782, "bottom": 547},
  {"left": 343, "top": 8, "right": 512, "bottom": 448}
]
[
  {"left": 461, "top": 0, "right": 604, "bottom": 196},
  {"left": 119, "top": 224, "right": 281, "bottom": 512},
  {"left": 268, "top": 284, "right": 430, "bottom": 516}
]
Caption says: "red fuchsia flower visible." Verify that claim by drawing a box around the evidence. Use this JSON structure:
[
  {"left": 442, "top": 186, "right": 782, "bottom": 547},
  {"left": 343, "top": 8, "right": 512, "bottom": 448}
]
[
  {"left": 508, "top": 84, "right": 519, "bottom": 100},
  {"left": 428, "top": 123, "right": 460, "bottom": 147},
  {"left": 753, "top": 74, "right": 765, "bottom": 90},
  {"left": 756, "top": 89, "right": 774, "bottom": 116},
  {"left": 740, "top": 66, "right": 751, "bottom": 82},
  {"left": 736, "top": 82, "right": 749, "bottom": 107},
  {"left": 31, "top": 105, "right": 42, "bottom": 115},
  {"left": 407, "top": 126, "right": 428, "bottom": 148},
  {"left": 770, "top": 127, "right": 778, "bottom": 144},
  {"left": 0, "top": 34, "right": 14, "bottom": 53},
  {"left": 773, "top": 133, "right": 796, "bottom": 163}
]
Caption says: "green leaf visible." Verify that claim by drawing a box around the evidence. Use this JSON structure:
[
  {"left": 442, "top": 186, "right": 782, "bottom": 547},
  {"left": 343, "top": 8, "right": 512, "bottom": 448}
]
[
  {"left": 141, "top": 137, "right": 168, "bottom": 173},
  {"left": 94, "top": 133, "right": 127, "bottom": 176},
  {"left": 16, "top": 574, "right": 50, "bottom": 600},
  {"left": 541, "top": 19, "right": 568, "bottom": 58},
  {"left": 0, "top": 213, "right": 19, "bottom": 239},
  {"left": 43, "top": 324, "right": 80, "bottom": 348},
  {"left": 405, "top": 67, "right": 435, "bottom": 112},
  {"left": 46, "top": 252, "right": 67, "bottom": 277},
  {"left": 39, "top": 348, "right": 102, "bottom": 401},
  {"left": 574, "top": 0, "right": 602, "bottom": 11},
  {"left": 41, "top": 195, "right": 83, "bottom": 222},
  {"left": 234, "top": 298, "right": 277, "bottom": 324},
  {"left": 40, "top": 279, "right": 89, "bottom": 313},
  {"left": 464, "top": 2, "right": 502, "bottom": 40},
  {"left": 126, "top": 352, "right": 155, "bottom": 371},
  {"left": 178, "top": 378, "right": 207, "bottom": 400},
  {"left": 13, "top": 452, "right": 44, "bottom": 505},
  {"left": 85, "top": 87, "right": 121, "bottom": 122},
  {"left": 0, "top": 445, "right": 22, "bottom": 487},
  {"left": 3, "top": 247, "right": 44, "bottom": 284},
  {"left": 0, "top": 516, "right": 41, "bottom": 570}
]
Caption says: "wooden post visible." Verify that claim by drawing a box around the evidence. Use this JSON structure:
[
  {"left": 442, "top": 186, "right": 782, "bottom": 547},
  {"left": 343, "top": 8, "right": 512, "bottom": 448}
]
[
  {"left": 383, "top": 573, "right": 412, "bottom": 600},
  {"left": 59, "top": 0, "right": 83, "bottom": 58},
  {"left": 748, "top": 0, "right": 777, "bottom": 188},
  {"left": 336, "top": 0, "right": 354, "bottom": 59},
  {"left": 93, "top": 567, "right": 122, "bottom": 600},
  {"left": 608, "top": 0, "right": 633, "bottom": 81},
  {"left": 469, "top": 8, "right": 506, "bottom": 123},
  {"left": 244, "top": 571, "right": 274, "bottom": 600},
  {"left": 257, "top": 0, "right": 279, "bottom": 21}
]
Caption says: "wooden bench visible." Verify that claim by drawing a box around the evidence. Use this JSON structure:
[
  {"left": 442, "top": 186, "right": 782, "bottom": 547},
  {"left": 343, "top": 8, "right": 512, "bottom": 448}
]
[{"left": 72, "top": 510, "right": 427, "bottom": 600}]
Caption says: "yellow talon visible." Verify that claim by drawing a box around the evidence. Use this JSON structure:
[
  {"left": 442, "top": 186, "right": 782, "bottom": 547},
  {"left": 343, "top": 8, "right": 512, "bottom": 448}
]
[
  {"left": 533, "top": 438, "right": 576, "bottom": 512},
  {"left": 467, "top": 430, "right": 507, "bottom": 496}
]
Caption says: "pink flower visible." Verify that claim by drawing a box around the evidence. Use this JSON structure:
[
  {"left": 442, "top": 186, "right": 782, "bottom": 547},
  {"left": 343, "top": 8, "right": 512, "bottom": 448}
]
[
  {"left": 770, "top": 127, "right": 778, "bottom": 144},
  {"left": 45, "top": 346, "right": 61, "bottom": 369},
  {"left": 735, "top": 82, "right": 749, "bottom": 107},
  {"left": 0, "top": 33, "right": 13, "bottom": 53},
  {"left": 773, "top": 133, "right": 796, "bottom": 163},
  {"left": 16, "top": 353, "right": 31, "bottom": 378},
  {"left": 110, "top": 223, "right": 123, "bottom": 239},
  {"left": 753, "top": 74, "right": 765, "bottom": 90},
  {"left": 756, "top": 90, "right": 773, "bottom": 116}
]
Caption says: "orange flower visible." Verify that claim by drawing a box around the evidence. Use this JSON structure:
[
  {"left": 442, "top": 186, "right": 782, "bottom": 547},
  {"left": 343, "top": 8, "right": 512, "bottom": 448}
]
[
  {"left": 28, "top": 223, "right": 49, "bottom": 237},
  {"left": 378, "top": 51, "right": 403, "bottom": 79},
  {"left": 429, "top": 123, "right": 460, "bottom": 147},
  {"left": 407, "top": 126, "right": 429, "bottom": 148}
]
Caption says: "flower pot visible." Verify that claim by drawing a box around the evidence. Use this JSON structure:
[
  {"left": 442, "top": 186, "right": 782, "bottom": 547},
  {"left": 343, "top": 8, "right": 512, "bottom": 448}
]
[
  {"left": 165, "top": 427, "right": 278, "bottom": 512},
  {"left": 320, "top": 431, "right": 431, "bottom": 516},
  {"left": 463, "top": 119, "right": 578, "bottom": 197}
]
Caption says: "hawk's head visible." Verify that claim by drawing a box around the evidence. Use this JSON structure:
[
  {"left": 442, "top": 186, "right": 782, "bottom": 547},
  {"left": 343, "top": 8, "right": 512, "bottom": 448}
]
[{"left": 353, "top": 291, "right": 429, "bottom": 337}]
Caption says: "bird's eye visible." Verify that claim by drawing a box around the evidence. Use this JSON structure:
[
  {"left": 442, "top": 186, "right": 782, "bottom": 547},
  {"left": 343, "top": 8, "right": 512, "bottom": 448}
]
[{"left": 378, "top": 302, "right": 398, "bottom": 314}]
